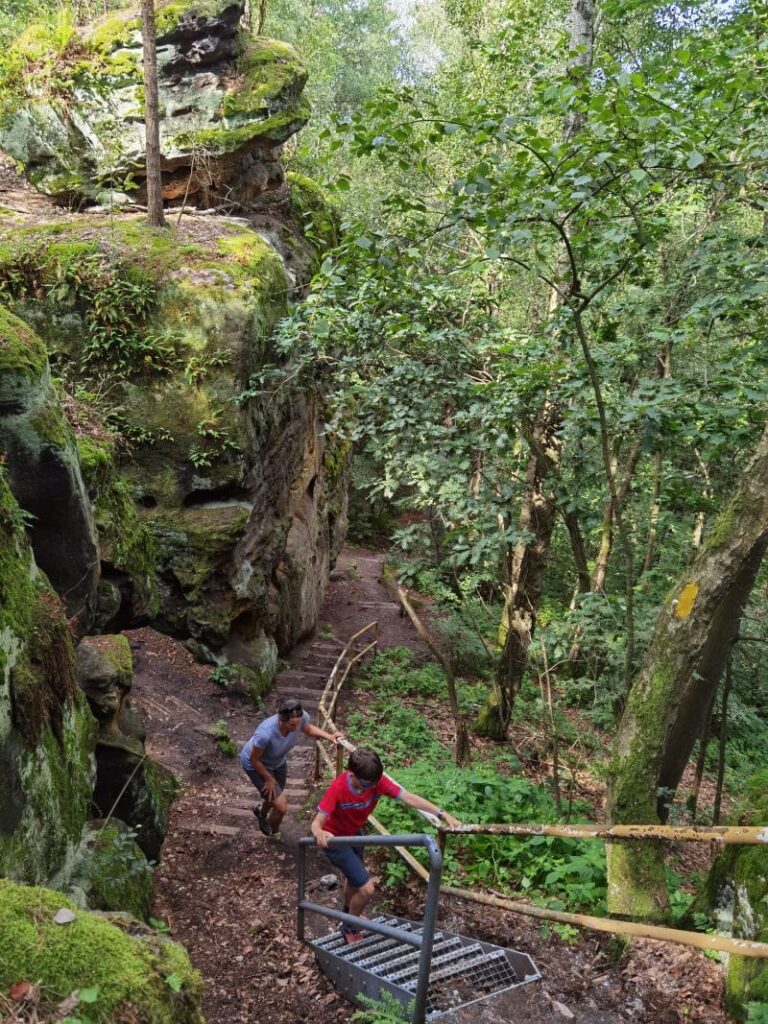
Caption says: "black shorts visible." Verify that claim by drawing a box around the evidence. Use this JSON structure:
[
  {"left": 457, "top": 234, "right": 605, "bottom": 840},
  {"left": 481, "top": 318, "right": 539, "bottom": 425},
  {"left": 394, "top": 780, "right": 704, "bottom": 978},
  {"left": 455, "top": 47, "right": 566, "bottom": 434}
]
[{"left": 244, "top": 762, "right": 288, "bottom": 799}]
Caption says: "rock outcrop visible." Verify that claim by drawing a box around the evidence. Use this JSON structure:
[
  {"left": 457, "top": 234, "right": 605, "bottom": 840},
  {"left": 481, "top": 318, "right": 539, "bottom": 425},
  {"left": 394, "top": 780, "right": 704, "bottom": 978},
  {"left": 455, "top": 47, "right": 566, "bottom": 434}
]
[
  {"left": 0, "top": 0, "right": 308, "bottom": 210},
  {"left": 0, "top": 209, "right": 346, "bottom": 672},
  {"left": 0, "top": 306, "right": 99, "bottom": 624},
  {"left": 0, "top": 468, "right": 96, "bottom": 886},
  {"left": 76, "top": 634, "right": 177, "bottom": 861}
]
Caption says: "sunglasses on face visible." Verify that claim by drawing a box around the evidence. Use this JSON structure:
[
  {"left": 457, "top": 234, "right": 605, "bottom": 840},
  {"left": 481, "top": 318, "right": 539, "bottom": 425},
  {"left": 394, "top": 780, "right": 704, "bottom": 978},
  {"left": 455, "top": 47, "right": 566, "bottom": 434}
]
[{"left": 355, "top": 775, "right": 377, "bottom": 788}]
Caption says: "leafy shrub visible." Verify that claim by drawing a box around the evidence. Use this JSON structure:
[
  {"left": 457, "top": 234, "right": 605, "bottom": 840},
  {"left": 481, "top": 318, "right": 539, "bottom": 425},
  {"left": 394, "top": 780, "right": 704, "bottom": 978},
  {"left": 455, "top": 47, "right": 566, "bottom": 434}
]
[
  {"left": 209, "top": 719, "right": 237, "bottom": 758},
  {"left": 370, "top": 758, "right": 607, "bottom": 912},
  {"left": 347, "top": 705, "right": 445, "bottom": 764},
  {"left": 357, "top": 647, "right": 446, "bottom": 699}
]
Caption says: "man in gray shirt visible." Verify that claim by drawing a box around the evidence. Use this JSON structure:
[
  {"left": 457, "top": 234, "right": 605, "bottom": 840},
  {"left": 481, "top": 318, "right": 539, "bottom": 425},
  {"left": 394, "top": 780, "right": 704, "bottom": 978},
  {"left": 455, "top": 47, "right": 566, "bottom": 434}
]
[{"left": 240, "top": 695, "right": 343, "bottom": 836}]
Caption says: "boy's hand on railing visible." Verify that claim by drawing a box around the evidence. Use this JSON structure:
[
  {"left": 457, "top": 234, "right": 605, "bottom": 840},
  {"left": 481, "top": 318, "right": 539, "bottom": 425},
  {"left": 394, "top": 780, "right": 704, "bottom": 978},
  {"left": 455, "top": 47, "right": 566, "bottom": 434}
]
[{"left": 313, "top": 828, "right": 334, "bottom": 849}]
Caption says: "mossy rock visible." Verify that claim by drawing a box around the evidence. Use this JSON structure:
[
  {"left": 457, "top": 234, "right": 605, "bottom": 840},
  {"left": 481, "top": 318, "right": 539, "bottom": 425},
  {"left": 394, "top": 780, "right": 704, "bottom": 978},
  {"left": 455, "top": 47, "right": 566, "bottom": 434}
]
[
  {"left": 0, "top": 879, "right": 203, "bottom": 1023},
  {"left": 0, "top": 304, "right": 48, "bottom": 377},
  {"left": 71, "top": 820, "right": 153, "bottom": 921},
  {"left": 725, "top": 770, "right": 768, "bottom": 1020},
  {"left": 0, "top": 0, "right": 308, "bottom": 206},
  {"left": 0, "top": 469, "right": 98, "bottom": 885}
]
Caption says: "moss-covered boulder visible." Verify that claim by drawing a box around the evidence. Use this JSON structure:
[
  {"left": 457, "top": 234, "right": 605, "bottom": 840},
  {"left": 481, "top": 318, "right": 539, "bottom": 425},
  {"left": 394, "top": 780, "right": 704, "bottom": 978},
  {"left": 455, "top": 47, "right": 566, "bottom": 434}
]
[
  {"left": 0, "top": 0, "right": 308, "bottom": 209},
  {"left": 75, "top": 633, "right": 176, "bottom": 860},
  {"left": 70, "top": 820, "right": 154, "bottom": 920},
  {"left": 0, "top": 216, "right": 348, "bottom": 671},
  {"left": 75, "top": 634, "right": 133, "bottom": 736},
  {"left": 0, "top": 469, "right": 97, "bottom": 885},
  {"left": 0, "top": 305, "right": 99, "bottom": 623},
  {"left": 0, "top": 879, "right": 203, "bottom": 1023}
]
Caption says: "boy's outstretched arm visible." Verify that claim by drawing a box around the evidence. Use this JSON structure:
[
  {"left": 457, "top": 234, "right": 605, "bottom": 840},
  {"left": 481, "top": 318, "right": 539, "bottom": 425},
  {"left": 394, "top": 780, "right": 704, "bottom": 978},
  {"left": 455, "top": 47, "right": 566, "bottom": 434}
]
[{"left": 399, "top": 790, "right": 461, "bottom": 828}]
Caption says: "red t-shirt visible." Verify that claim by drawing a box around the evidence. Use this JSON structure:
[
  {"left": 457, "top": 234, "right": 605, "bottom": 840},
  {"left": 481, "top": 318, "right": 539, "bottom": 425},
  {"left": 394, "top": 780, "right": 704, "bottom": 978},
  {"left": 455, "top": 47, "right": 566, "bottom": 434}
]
[{"left": 317, "top": 771, "right": 402, "bottom": 836}]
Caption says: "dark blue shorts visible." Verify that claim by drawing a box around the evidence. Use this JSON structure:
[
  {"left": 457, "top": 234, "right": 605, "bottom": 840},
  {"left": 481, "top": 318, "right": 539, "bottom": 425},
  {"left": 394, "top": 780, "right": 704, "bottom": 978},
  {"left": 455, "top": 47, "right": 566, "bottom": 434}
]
[
  {"left": 325, "top": 843, "right": 369, "bottom": 889},
  {"left": 243, "top": 762, "right": 287, "bottom": 799}
]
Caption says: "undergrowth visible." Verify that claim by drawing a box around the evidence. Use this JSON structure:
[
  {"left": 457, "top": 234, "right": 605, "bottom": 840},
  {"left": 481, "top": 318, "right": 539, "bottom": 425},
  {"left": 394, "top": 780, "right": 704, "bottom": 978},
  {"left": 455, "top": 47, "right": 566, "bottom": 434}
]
[{"left": 349, "top": 648, "right": 608, "bottom": 913}]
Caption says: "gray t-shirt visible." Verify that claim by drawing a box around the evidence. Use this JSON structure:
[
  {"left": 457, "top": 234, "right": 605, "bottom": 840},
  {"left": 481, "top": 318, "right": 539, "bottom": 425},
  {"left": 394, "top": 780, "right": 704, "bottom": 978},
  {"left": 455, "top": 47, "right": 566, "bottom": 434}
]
[{"left": 240, "top": 711, "right": 311, "bottom": 771}]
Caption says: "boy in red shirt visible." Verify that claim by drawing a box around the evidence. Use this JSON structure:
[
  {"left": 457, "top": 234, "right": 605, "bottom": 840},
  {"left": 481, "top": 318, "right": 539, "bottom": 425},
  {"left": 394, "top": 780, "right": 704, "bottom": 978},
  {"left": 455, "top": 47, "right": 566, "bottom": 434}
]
[{"left": 310, "top": 748, "right": 460, "bottom": 943}]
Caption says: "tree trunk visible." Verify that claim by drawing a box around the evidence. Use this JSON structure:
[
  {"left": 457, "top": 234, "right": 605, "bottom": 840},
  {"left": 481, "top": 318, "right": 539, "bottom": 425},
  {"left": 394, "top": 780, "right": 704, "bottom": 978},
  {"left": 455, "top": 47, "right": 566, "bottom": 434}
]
[
  {"left": 476, "top": 408, "right": 560, "bottom": 738},
  {"left": 476, "top": 0, "right": 596, "bottom": 739},
  {"left": 141, "top": 0, "right": 165, "bottom": 228},
  {"left": 640, "top": 450, "right": 663, "bottom": 582},
  {"left": 605, "top": 418, "right": 768, "bottom": 920},
  {"left": 564, "top": 510, "right": 592, "bottom": 595},
  {"left": 713, "top": 654, "right": 732, "bottom": 826}
]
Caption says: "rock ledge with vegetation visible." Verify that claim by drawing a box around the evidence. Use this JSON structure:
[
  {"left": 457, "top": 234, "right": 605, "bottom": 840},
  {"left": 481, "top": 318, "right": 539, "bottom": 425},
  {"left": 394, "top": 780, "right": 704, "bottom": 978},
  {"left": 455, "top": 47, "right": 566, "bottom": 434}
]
[{"left": 0, "top": 0, "right": 309, "bottom": 208}]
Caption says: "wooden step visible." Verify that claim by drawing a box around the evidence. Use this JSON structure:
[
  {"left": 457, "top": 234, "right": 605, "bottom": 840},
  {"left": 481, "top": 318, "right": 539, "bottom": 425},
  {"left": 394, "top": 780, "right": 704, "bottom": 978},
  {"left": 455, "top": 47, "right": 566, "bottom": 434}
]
[
  {"left": 220, "top": 806, "right": 257, "bottom": 819},
  {"left": 176, "top": 822, "right": 240, "bottom": 836}
]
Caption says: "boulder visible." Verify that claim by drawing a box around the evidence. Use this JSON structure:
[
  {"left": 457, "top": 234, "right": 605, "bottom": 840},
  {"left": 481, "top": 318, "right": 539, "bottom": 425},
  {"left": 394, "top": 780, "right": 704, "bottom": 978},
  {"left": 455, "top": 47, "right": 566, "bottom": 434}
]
[
  {"left": 75, "top": 634, "right": 134, "bottom": 737},
  {"left": 0, "top": 0, "right": 309, "bottom": 209},
  {"left": 76, "top": 633, "right": 176, "bottom": 861},
  {"left": 0, "top": 879, "right": 203, "bottom": 1023},
  {"left": 0, "top": 305, "right": 99, "bottom": 624}
]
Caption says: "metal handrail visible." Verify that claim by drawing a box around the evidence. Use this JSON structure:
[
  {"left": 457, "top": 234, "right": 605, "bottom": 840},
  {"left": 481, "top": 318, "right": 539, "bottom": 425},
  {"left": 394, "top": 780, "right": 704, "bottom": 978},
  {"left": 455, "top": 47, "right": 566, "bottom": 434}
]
[{"left": 298, "top": 833, "right": 443, "bottom": 1024}]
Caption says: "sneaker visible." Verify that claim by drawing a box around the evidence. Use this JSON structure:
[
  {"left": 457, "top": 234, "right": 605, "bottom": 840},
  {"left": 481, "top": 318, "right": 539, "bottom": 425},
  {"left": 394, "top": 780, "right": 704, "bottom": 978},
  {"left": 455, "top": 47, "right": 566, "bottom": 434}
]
[
  {"left": 252, "top": 807, "right": 274, "bottom": 836},
  {"left": 341, "top": 925, "right": 364, "bottom": 944}
]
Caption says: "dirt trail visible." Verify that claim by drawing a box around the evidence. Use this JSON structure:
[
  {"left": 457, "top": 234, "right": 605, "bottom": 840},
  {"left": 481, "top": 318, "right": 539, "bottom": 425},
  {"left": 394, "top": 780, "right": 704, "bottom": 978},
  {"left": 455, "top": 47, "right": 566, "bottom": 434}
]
[
  {"left": 127, "top": 547, "right": 424, "bottom": 1024},
  {"left": 128, "top": 546, "right": 730, "bottom": 1024}
]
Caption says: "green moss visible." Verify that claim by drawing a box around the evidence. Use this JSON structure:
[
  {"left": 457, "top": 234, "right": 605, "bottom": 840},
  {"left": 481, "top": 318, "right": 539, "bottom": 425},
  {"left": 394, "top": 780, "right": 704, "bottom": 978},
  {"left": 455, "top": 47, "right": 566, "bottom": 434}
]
[
  {"left": 171, "top": 102, "right": 310, "bottom": 151},
  {"left": 606, "top": 659, "right": 677, "bottom": 823},
  {"left": 605, "top": 840, "right": 669, "bottom": 922},
  {"left": 98, "top": 634, "right": 133, "bottom": 680},
  {"left": 29, "top": 398, "right": 73, "bottom": 449},
  {"left": 94, "top": 476, "right": 159, "bottom": 618},
  {"left": 87, "top": 12, "right": 139, "bottom": 55},
  {"left": 83, "top": 824, "right": 153, "bottom": 920},
  {"left": 726, "top": 771, "right": 768, "bottom": 1019},
  {"left": 704, "top": 493, "right": 748, "bottom": 551},
  {"left": 0, "top": 879, "right": 203, "bottom": 1023},
  {"left": 77, "top": 434, "right": 116, "bottom": 490},
  {"left": 220, "top": 38, "right": 307, "bottom": 119},
  {"left": 0, "top": 305, "right": 48, "bottom": 377},
  {"left": 324, "top": 435, "right": 351, "bottom": 490},
  {"left": 287, "top": 171, "right": 341, "bottom": 253},
  {"left": 141, "top": 758, "right": 180, "bottom": 843}
]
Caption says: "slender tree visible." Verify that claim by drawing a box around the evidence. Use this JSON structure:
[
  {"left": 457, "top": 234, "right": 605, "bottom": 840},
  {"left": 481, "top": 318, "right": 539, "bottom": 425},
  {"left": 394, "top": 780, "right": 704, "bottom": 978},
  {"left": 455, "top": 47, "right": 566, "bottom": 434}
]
[{"left": 141, "top": 0, "right": 165, "bottom": 227}]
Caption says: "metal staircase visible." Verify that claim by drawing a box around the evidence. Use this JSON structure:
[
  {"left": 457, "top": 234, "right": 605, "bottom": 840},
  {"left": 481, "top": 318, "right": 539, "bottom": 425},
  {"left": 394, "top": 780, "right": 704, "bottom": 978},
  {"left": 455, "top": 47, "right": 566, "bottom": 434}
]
[
  {"left": 298, "top": 834, "right": 540, "bottom": 1022},
  {"left": 311, "top": 912, "right": 539, "bottom": 1019}
]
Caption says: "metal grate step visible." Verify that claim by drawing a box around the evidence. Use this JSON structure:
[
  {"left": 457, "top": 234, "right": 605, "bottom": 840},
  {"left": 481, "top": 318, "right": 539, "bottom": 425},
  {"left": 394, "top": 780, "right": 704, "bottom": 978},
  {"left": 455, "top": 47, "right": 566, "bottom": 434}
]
[{"left": 310, "top": 912, "right": 540, "bottom": 1020}]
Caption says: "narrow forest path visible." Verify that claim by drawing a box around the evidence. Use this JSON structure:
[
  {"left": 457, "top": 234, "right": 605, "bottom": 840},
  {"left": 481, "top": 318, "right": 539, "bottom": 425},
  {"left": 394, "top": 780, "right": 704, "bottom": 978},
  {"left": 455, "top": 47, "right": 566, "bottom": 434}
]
[
  {"left": 127, "top": 546, "right": 731, "bottom": 1024},
  {"left": 127, "top": 546, "right": 424, "bottom": 1024}
]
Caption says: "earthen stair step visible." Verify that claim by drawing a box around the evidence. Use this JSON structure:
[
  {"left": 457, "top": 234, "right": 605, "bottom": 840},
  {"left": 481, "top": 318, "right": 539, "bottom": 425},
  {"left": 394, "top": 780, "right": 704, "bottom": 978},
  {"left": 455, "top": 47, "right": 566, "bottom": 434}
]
[{"left": 176, "top": 822, "right": 240, "bottom": 836}]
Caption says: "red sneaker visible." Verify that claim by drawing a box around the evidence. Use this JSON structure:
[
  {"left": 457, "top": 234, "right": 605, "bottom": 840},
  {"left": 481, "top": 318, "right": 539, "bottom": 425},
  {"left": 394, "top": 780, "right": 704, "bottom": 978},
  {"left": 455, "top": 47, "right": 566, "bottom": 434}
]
[{"left": 342, "top": 926, "right": 364, "bottom": 944}]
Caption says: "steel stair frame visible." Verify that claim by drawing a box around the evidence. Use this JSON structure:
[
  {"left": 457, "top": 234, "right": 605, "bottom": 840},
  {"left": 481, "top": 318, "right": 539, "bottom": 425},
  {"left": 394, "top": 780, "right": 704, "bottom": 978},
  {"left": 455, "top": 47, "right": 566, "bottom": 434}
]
[
  {"left": 298, "top": 833, "right": 443, "bottom": 1024},
  {"left": 297, "top": 833, "right": 540, "bottom": 1023}
]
